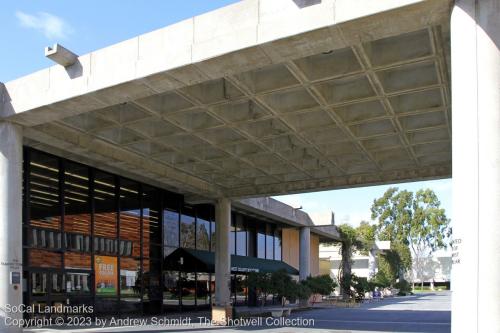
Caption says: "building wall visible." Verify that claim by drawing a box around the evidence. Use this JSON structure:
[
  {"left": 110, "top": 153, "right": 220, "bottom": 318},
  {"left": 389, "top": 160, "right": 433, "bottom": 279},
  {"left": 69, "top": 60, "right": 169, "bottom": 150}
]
[
  {"left": 281, "top": 228, "right": 320, "bottom": 276},
  {"left": 310, "top": 234, "right": 319, "bottom": 276},
  {"left": 282, "top": 228, "right": 299, "bottom": 269}
]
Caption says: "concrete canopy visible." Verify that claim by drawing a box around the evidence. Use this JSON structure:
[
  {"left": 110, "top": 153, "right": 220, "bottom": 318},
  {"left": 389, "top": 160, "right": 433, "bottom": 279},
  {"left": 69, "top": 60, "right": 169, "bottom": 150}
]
[{"left": 0, "top": 0, "right": 452, "bottom": 200}]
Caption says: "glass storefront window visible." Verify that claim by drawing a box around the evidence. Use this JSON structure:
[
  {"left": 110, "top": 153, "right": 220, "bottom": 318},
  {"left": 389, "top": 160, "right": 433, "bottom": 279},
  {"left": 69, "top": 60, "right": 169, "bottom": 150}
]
[
  {"left": 29, "top": 249, "right": 62, "bottom": 268},
  {"left": 120, "top": 258, "right": 141, "bottom": 314},
  {"left": 163, "top": 271, "right": 180, "bottom": 309},
  {"left": 247, "top": 222, "right": 256, "bottom": 257},
  {"left": 230, "top": 217, "right": 236, "bottom": 255},
  {"left": 120, "top": 179, "right": 141, "bottom": 258},
  {"left": 274, "top": 228, "right": 282, "bottom": 261},
  {"left": 235, "top": 216, "right": 246, "bottom": 256},
  {"left": 266, "top": 224, "right": 274, "bottom": 260},
  {"left": 28, "top": 229, "right": 62, "bottom": 250},
  {"left": 64, "top": 162, "right": 90, "bottom": 236},
  {"left": 23, "top": 148, "right": 290, "bottom": 317},
  {"left": 181, "top": 272, "right": 196, "bottom": 307},
  {"left": 120, "top": 258, "right": 141, "bottom": 297},
  {"left": 196, "top": 273, "right": 210, "bottom": 306},
  {"left": 257, "top": 224, "right": 266, "bottom": 259},
  {"left": 29, "top": 151, "right": 61, "bottom": 230},
  {"left": 232, "top": 274, "right": 247, "bottom": 306},
  {"left": 65, "top": 252, "right": 91, "bottom": 270},
  {"left": 163, "top": 209, "right": 179, "bottom": 248},
  {"left": 196, "top": 217, "right": 210, "bottom": 251},
  {"left": 180, "top": 207, "right": 195, "bottom": 249},
  {"left": 51, "top": 273, "right": 65, "bottom": 295},
  {"left": 94, "top": 171, "right": 117, "bottom": 240},
  {"left": 31, "top": 272, "right": 48, "bottom": 296},
  {"left": 210, "top": 221, "right": 216, "bottom": 252},
  {"left": 66, "top": 273, "right": 90, "bottom": 294}
]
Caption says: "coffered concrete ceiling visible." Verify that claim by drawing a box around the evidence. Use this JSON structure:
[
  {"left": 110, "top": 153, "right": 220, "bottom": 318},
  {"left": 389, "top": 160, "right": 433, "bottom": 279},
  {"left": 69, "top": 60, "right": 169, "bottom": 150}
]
[{"left": 1, "top": 0, "right": 452, "bottom": 200}]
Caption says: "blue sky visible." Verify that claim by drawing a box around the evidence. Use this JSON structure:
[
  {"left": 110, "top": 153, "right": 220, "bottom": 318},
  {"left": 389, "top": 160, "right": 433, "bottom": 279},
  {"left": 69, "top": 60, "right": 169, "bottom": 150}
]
[
  {"left": 0, "top": 0, "right": 240, "bottom": 82},
  {"left": 274, "top": 179, "right": 452, "bottom": 227},
  {"left": 1, "top": 1, "right": 452, "bottom": 227}
]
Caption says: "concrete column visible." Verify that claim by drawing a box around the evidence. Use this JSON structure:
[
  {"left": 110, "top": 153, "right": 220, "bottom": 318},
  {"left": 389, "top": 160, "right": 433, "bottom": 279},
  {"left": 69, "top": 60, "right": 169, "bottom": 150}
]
[
  {"left": 0, "top": 122, "right": 23, "bottom": 333},
  {"left": 299, "top": 227, "right": 310, "bottom": 280},
  {"left": 451, "top": 1, "right": 500, "bottom": 332},
  {"left": 214, "top": 198, "right": 231, "bottom": 306}
]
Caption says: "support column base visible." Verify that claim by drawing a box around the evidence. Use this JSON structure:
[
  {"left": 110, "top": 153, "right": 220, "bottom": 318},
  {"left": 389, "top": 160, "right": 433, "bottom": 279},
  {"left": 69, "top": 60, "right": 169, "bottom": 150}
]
[{"left": 211, "top": 305, "right": 233, "bottom": 325}]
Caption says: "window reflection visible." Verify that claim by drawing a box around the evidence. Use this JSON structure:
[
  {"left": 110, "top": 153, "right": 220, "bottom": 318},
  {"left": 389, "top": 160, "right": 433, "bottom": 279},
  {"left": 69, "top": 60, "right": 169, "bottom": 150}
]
[
  {"left": 163, "top": 209, "right": 179, "bottom": 248},
  {"left": 196, "top": 218, "right": 210, "bottom": 251},
  {"left": 180, "top": 207, "right": 195, "bottom": 249},
  {"left": 196, "top": 273, "right": 210, "bottom": 306},
  {"left": 266, "top": 224, "right": 274, "bottom": 260},
  {"left": 257, "top": 225, "right": 266, "bottom": 259},
  {"left": 163, "top": 271, "right": 180, "bottom": 309},
  {"left": 181, "top": 272, "right": 196, "bottom": 307},
  {"left": 210, "top": 221, "right": 216, "bottom": 252},
  {"left": 235, "top": 217, "right": 246, "bottom": 256},
  {"left": 232, "top": 274, "right": 247, "bottom": 306},
  {"left": 274, "top": 228, "right": 282, "bottom": 261}
]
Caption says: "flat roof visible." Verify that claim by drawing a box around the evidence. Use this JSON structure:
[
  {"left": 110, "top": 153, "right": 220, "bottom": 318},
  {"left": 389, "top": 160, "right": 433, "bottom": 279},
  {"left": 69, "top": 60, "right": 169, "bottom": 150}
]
[{"left": 1, "top": 0, "right": 452, "bottom": 201}]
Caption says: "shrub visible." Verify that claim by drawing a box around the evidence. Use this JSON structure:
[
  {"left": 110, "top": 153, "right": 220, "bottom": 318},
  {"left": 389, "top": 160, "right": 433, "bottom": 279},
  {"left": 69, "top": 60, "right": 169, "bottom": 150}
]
[{"left": 302, "top": 274, "right": 337, "bottom": 296}]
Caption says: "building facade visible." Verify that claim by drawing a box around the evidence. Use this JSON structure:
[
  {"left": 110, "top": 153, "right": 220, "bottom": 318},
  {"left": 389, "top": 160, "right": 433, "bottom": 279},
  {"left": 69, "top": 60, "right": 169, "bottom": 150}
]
[{"left": 22, "top": 147, "right": 329, "bottom": 318}]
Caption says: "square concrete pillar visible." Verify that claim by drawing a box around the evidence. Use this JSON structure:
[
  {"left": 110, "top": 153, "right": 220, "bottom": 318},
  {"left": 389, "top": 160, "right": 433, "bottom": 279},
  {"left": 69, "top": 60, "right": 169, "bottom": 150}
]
[
  {"left": 0, "top": 122, "right": 23, "bottom": 333},
  {"left": 212, "top": 198, "right": 232, "bottom": 324},
  {"left": 451, "top": 1, "right": 500, "bottom": 332},
  {"left": 299, "top": 227, "right": 311, "bottom": 280}
]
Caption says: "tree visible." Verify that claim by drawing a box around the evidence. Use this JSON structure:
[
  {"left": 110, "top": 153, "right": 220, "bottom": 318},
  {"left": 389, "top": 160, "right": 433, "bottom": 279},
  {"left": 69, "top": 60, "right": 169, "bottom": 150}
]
[
  {"left": 302, "top": 275, "right": 337, "bottom": 305},
  {"left": 269, "top": 269, "right": 293, "bottom": 306},
  {"left": 247, "top": 272, "right": 271, "bottom": 308},
  {"left": 356, "top": 221, "right": 376, "bottom": 256},
  {"left": 337, "top": 224, "right": 364, "bottom": 300},
  {"left": 371, "top": 187, "right": 451, "bottom": 289}
]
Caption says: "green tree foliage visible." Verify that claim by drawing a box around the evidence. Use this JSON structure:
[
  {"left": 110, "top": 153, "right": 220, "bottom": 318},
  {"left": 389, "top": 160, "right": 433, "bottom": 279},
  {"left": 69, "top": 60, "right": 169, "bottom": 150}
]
[
  {"left": 247, "top": 272, "right": 271, "bottom": 307},
  {"left": 356, "top": 221, "right": 376, "bottom": 255},
  {"left": 302, "top": 274, "right": 337, "bottom": 295},
  {"left": 337, "top": 224, "right": 367, "bottom": 299},
  {"left": 269, "top": 269, "right": 293, "bottom": 306},
  {"left": 371, "top": 187, "right": 451, "bottom": 286}
]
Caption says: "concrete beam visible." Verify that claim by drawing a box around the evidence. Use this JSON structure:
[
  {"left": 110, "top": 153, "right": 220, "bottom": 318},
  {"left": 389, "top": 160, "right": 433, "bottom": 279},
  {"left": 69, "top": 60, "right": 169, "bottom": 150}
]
[
  {"left": 45, "top": 43, "right": 78, "bottom": 67},
  {"left": 225, "top": 164, "right": 451, "bottom": 198}
]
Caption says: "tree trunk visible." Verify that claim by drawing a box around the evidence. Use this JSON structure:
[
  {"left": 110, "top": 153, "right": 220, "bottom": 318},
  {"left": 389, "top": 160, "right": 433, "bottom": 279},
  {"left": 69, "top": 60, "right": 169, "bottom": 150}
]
[{"left": 340, "top": 243, "right": 352, "bottom": 300}]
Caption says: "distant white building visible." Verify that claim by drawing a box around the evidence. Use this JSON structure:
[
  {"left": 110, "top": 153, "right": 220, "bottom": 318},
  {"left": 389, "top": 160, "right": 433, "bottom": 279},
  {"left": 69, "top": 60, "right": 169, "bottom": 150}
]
[
  {"left": 319, "top": 241, "right": 390, "bottom": 281},
  {"left": 410, "top": 251, "right": 452, "bottom": 286}
]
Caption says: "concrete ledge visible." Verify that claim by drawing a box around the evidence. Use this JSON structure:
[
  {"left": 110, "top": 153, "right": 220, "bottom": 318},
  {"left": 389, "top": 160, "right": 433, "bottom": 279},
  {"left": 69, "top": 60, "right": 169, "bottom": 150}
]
[{"left": 211, "top": 305, "right": 233, "bottom": 325}]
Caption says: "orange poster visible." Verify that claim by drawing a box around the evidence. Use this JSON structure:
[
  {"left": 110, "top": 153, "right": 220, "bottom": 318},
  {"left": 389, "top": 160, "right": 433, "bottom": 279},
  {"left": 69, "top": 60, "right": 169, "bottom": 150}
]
[{"left": 95, "top": 255, "right": 118, "bottom": 295}]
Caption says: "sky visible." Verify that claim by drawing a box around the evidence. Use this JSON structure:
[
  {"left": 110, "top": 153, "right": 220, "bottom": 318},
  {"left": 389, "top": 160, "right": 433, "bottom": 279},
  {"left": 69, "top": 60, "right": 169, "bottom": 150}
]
[
  {"left": 0, "top": 0, "right": 240, "bottom": 82},
  {"left": 0, "top": 1, "right": 453, "bottom": 229}
]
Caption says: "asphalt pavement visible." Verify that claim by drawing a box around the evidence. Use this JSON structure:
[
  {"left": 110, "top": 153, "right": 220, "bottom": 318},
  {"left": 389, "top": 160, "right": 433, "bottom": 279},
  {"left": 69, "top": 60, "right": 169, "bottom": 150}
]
[{"left": 25, "top": 291, "right": 451, "bottom": 333}]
